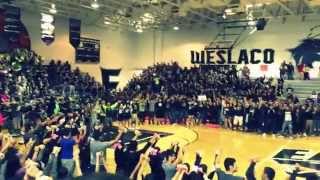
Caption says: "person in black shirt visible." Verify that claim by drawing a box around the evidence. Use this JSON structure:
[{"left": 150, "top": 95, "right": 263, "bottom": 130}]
[
  {"left": 181, "top": 100, "right": 189, "bottom": 125},
  {"left": 233, "top": 104, "right": 244, "bottom": 131},
  {"left": 304, "top": 106, "right": 314, "bottom": 136},
  {"left": 195, "top": 102, "right": 206, "bottom": 125},
  {"left": 10, "top": 97, "right": 22, "bottom": 134},
  {"left": 245, "top": 102, "right": 257, "bottom": 132},
  {"left": 314, "top": 106, "right": 320, "bottom": 135},
  {"left": 245, "top": 159, "right": 275, "bottom": 180},
  {"left": 211, "top": 150, "right": 245, "bottom": 180},
  {"left": 265, "top": 103, "right": 276, "bottom": 135},
  {"left": 186, "top": 100, "right": 196, "bottom": 127},
  {"left": 123, "top": 101, "right": 132, "bottom": 127},
  {"left": 155, "top": 98, "right": 166, "bottom": 125},
  {"left": 293, "top": 105, "right": 303, "bottom": 136},
  {"left": 130, "top": 101, "right": 139, "bottom": 128},
  {"left": 211, "top": 101, "right": 220, "bottom": 124},
  {"left": 223, "top": 103, "right": 234, "bottom": 129},
  {"left": 277, "top": 78, "right": 284, "bottom": 96},
  {"left": 257, "top": 102, "right": 268, "bottom": 133},
  {"left": 42, "top": 125, "right": 59, "bottom": 164},
  {"left": 144, "top": 146, "right": 165, "bottom": 180},
  {"left": 114, "top": 141, "right": 126, "bottom": 176},
  {"left": 122, "top": 134, "right": 159, "bottom": 178},
  {"left": 47, "top": 97, "right": 56, "bottom": 117},
  {"left": 287, "top": 62, "right": 295, "bottom": 80},
  {"left": 271, "top": 103, "right": 281, "bottom": 135}
]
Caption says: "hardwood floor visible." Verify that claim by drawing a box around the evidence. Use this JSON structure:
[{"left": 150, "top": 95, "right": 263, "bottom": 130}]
[{"left": 107, "top": 124, "right": 320, "bottom": 179}]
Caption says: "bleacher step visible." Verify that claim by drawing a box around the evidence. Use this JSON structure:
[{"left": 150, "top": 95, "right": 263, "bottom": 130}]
[{"left": 284, "top": 79, "right": 320, "bottom": 101}]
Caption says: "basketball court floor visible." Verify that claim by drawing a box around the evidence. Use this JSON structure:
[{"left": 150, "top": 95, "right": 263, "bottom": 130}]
[{"left": 106, "top": 125, "right": 320, "bottom": 179}]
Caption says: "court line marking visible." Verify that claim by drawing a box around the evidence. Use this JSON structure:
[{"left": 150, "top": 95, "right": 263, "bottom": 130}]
[
  {"left": 184, "top": 127, "right": 199, "bottom": 146},
  {"left": 256, "top": 138, "right": 293, "bottom": 166}
]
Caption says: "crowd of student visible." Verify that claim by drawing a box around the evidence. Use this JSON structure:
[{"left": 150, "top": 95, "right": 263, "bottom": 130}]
[
  {"left": 0, "top": 49, "right": 319, "bottom": 179},
  {"left": 280, "top": 60, "right": 320, "bottom": 80},
  {"left": 279, "top": 61, "right": 296, "bottom": 80},
  {"left": 109, "top": 63, "right": 320, "bottom": 137}
]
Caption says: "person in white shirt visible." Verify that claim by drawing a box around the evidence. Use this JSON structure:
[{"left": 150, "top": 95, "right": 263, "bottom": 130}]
[{"left": 281, "top": 105, "right": 293, "bottom": 136}]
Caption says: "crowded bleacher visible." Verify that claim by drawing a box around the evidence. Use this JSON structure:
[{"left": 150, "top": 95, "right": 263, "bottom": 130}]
[{"left": 0, "top": 49, "right": 319, "bottom": 179}]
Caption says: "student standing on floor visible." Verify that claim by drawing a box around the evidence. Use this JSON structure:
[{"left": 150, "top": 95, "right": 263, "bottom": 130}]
[
  {"left": 281, "top": 104, "right": 293, "bottom": 137},
  {"left": 313, "top": 106, "right": 320, "bottom": 135},
  {"left": 304, "top": 105, "right": 314, "bottom": 136}
]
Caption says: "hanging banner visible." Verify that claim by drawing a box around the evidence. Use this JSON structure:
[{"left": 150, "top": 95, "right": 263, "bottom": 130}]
[
  {"left": 0, "top": 5, "right": 30, "bottom": 52},
  {"left": 101, "top": 68, "right": 121, "bottom": 90},
  {"left": 69, "top": 18, "right": 81, "bottom": 48},
  {"left": 76, "top": 37, "right": 100, "bottom": 63},
  {"left": 41, "top": 13, "right": 55, "bottom": 45},
  {"left": 0, "top": 8, "right": 4, "bottom": 32},
  {"left": 3, "top": 5, "right": 21, "bottom": 43}
]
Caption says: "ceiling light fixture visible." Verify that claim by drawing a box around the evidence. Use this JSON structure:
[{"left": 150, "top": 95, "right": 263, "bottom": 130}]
[
  {"left": 246, "top": 4, "right": 253, "bottom": 9},
  {"left": 143, "top": 13, "right": 152, "bottom": 18},
  {"left": 224, "top": 8, "right": 233, "bottom": 14},
  {"left": 249, "top": 27, "right": 257, "bottom": 34},
  {"left": 91, "top": 0, "right": 99, "bottom": 9},
  {"left": 173, "top": 26, "right": 179, "bottom": 30},
  {"left": 141, "top": 12, "right": 154, "bottom": 23},
  {"left": 248, "top": 20, "right": 256, "bottom": 26},
  {"left": 256, "top": 3, "right": 263, "bottom": 7},
  {"left": 222, "top": 14, "right": 226, "bottom": 19},
  {"left": 224, "top": 8, "right": 236, "bottom": 16},
  {"left": 49, "top": 4, "right": 57, "bottom": 14}
]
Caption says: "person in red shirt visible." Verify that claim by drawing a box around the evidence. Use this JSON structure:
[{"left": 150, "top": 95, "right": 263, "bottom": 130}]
[
  {"left": 297, "top": 63, "right": 304, "bottom": 80},
  {"left": 0, "top": 112, "right": 5, "bottom": 131}
]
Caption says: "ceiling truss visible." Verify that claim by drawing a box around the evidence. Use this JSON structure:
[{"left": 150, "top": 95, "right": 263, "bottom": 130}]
[{"left": 1, "top": 0, "right": 319, "bottom": 32}]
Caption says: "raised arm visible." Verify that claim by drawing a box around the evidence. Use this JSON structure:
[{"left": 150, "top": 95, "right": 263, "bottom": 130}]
[
  {"left": 104, "top": 127, "right": 124, "bottom": 145},
  {"left": 172, "top": 164, "right": 188, "bottom": 180},
  {"left": 0, "top": 152, "right": 7, "bottom": 180},
  {"left": 213, "top": 149, "right": 221, "bottom": 168},
  {"left": 0, "top": 135, "right": 14, "bottom": 153},
  {"left": 21, "top": 139, "right": 36, "bottom": 164},
  {"left": 130, "top": 147, "right": 153, "bottom": 180},
  {"left": 31, "top": 145, "right": 40, "bottom": 161},
  {"left": 132, "top": 130, "right": 142, "bottom": 141},
  {"left": 173, "top": 145, "right": 183, "bottom": 165},
  {"left": 137, "top": 133, "right": 160, "bottom": 154},
  {"left": 136, "top": 154, "right": 149, "bottom": 180},
  {"left": 129, "top": 154, "right": 148, "bottom": 179},
  {"left": 245, "top": 159, "right": 257, "bottom": 180},
  {"left": 78, "top": 126, "right": 87, "bottom": 141},
  {"left": 194, "top": 152, "right": 202, "bottom": 167},
  {"left": 100, "top": 152, "right": 109, "bottom": 173},
  {"left": 95, "top": 152, "right": 101, "bottom": 173},
  {"left": 43, "top": 146, "right": 60, "bottom": 179},
  {"left": 208, "top": 149, "right": 222, "bottom": 180}
]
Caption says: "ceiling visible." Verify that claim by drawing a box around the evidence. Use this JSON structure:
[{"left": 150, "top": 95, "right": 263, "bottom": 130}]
[{"left": 5, "top": 0, "right": 320, "bottom": 32}]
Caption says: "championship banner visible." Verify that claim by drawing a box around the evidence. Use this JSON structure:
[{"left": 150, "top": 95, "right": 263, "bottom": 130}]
[
  {"left": 69, "top": 18, "right": 81, "bottom": 48},
  {"left": 75, "top": 37, "right": 100, "bottom": 63},
  {"left": 41, "top": 13, "right": 55, "bottom": 45}
]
